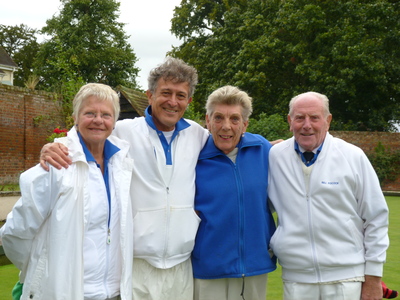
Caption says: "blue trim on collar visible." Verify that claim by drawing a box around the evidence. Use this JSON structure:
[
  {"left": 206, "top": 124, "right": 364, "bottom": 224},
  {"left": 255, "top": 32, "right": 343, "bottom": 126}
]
[
  {"left": 199, "top": 133, "right": 263, "bottom": 160},
  {"left": 144, "top": 105, "right": 191, "bottom": 165},
  {"left": 294, "top": 141, "right": 323, "bottom": 166},
  {"left": 78, "top": 132, "right": 120, "bottom": 163},
  {"left": 78, "top": 132, "right": 120, "bottom": 229}
]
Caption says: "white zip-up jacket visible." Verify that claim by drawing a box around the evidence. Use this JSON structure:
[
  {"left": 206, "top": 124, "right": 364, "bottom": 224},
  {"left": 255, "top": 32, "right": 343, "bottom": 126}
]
[
  {"left": 268, "top": 133, "right": 389, "bottom": 283},
  {"left": 0, "top": 128, "right": 134, "bottom": 300},
  {"left": 114, "top": 116, "right": 208, "bottom": 269}
]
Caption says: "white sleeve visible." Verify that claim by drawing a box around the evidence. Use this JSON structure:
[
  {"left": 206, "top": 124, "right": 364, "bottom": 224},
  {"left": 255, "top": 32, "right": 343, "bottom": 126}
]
[
  {"left": 0, "top": 165, "right": 60, "bottom": 271},
  {"left": 356, "top": 153, "right": 389, "bottom": 276}
]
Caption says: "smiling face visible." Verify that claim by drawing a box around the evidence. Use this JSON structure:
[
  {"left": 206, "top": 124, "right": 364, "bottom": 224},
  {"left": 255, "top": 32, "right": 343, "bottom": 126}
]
[
  {"left": 146, "top": 78, "right": 192, "bottom": 131},
  {"left": 74, "top": 95, "right": 115, "bottom": 151},
  {"left": 206, "top": 104, "right": 248, "bottom": 154},
  {"left": 288, "top": 93, "right": 332, "bottom": 151}
]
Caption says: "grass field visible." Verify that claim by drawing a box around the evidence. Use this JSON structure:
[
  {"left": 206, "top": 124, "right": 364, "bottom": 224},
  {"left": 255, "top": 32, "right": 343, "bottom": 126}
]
[
  {"left": 0, "top": 264, "right": 18, "bottom": 299},
  {"left": 0, "top": 197, "right": 398, "bottom": 299}
]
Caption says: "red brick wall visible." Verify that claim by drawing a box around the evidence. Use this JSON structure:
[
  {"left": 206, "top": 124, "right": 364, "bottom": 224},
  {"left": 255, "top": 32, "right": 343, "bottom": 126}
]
[
  {"left": 331, "top": 131, "right": 400, "bottom": 153},
  {"left": 331, "top": 131, "right": 400, "bottom": 191},
  {"left": 1, "top": 87, "right": 399, "bottom": 192},
  {"left": 0, "top": 84, "right": 65, "bottom": 184}
]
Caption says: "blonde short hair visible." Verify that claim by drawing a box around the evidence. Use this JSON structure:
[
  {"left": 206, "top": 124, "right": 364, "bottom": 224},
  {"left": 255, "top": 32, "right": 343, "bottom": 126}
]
[{"left": 72, "top": 83, "right": 120, "bottom": 125}]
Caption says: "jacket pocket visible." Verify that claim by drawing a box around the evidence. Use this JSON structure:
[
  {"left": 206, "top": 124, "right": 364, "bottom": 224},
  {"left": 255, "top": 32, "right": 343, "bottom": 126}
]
[
  {"left": 167, "top": 206, "right": 201, "bottom": 258},
  {"left": 133, "top": 207, "right": 167, "bottom": 258},
  {"left": 346, "top": 219, "right": 363, "bottom": 252},
  {"left": 269, "top": 225, "right": 282, "bottom": 255}
]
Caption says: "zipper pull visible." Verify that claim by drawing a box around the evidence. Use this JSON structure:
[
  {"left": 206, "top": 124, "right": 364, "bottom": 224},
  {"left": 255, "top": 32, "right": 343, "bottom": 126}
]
[
  {"left": 107, "top": 228, "right": 111, "bottom": 245},
  {"left": 240, "top": 274, "right": 246, "bottom": 300}
]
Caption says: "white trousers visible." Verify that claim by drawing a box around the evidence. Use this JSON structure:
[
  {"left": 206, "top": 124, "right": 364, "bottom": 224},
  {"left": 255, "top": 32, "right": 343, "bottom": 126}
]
[
  {"left": 132, "top": 258, "right": 193, "bottom": 300},
  {"left": 283, "top": 281, "right": 362, "bottom": 300},
  {"left": 194, "top": 274, "right": 268, "bottom": 300}
]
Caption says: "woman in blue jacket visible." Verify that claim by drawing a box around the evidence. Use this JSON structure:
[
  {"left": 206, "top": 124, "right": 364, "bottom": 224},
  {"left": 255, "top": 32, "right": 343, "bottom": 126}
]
[{"left": 193, "top": 85, "right": 277, "bottom": 300}]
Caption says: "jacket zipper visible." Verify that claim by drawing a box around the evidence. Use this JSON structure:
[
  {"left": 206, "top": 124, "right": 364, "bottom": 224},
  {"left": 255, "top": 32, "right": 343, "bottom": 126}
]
[
  {"left": 306, "top": 175, "right": 322, "bottom": 282},
  {"left": 233, "top": 159, "right": 246, "bottom": 276},
  {"left": 162, "top": 186, "right": 171, "bottom": 268}
]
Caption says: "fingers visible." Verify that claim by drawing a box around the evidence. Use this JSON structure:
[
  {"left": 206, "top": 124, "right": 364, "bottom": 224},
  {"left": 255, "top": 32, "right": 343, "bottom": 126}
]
[
  {"left": 39, "top": 143, "right": 72, "bottom": 170},
  {"left": 40, "top": 155, "right": 67, "bottom": 170},
  {"left": 40, "top": 159, "right": 50, "bottom": 171},
  {"left": 270, "top": 139, "right": 285, "bottom": 146}
]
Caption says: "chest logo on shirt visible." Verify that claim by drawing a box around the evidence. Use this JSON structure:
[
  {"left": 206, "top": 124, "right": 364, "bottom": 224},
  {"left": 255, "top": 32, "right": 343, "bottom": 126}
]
[{"left": 321, "top": 181, "right": 339, "bottom": 185}]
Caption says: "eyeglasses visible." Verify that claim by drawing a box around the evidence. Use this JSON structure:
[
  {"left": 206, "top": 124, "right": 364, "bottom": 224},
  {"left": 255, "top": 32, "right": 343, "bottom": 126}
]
[{"left": 83, "top": 112, "right": 113, "bottom": 120}]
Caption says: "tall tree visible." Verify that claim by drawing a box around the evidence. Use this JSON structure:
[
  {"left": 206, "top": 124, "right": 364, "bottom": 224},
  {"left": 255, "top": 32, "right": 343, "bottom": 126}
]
[
  {"left": 171, "top": 0, "right": 400, "bottom": 131},
  {"left": 0, "top": 24, "right": 40, "bottom": 86},
  {"left": 34, "top": 0, "right": 139, "bottom": 89}
]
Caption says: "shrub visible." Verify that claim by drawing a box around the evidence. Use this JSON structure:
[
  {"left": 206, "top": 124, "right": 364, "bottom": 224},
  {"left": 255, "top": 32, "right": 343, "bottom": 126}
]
[
  {"left": 46, "top": 127, "right": 68, "bottom": 142},
  {"left": 247, "top": 113, "right": 292, "bottom": 141},
  {"left": 184, "top": 103, "right": 205, "bottom": 127},
  {"left": 367, "top": 142, "right": 400, "bottom": 184}
]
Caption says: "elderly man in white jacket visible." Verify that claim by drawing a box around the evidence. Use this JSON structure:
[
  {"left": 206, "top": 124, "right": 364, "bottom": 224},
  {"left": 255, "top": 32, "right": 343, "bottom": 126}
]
[{"left": 268, "top": 91, "right": 389, "bottom": 300}]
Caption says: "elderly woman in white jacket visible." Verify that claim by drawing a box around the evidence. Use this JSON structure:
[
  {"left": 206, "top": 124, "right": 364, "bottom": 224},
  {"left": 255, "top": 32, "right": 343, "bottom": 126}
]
[{"left": 0, "top": 83, "right": 134, "bottom": 300}]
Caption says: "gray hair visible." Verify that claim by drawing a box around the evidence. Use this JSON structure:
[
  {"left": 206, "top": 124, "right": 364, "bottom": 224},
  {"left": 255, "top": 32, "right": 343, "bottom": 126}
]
[
  {"left": 206, "top": 85, "right": 253, "bottom": 121},
  {"left": 147, "top": 57, "right": 198, "bottom": 98},
  {"left": 72, "top": 83, "right": 120, "bottom": 125},
  {"left": 289, "top": 91, "right": 331, "bottom": 117}
]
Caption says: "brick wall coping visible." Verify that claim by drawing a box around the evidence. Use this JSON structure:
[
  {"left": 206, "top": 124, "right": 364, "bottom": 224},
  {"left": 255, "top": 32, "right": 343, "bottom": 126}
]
[{"left": 0, "top": 82, "right": 57, "bottom": 98}]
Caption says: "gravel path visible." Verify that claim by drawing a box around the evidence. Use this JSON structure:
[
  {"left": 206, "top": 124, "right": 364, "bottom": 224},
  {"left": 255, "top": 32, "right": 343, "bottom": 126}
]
[{"left": 0, "top": 196, "right": 19, "bottom": 221}]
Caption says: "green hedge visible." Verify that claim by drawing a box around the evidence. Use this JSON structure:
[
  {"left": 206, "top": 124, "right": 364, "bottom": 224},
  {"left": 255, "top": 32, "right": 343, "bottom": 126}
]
[{"left": 367, "top": 142, "right": 400, "bottom": 184}]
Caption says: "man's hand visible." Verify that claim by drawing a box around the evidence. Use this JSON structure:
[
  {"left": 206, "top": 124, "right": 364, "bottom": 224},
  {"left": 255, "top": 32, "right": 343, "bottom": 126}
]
[
  {"left": 270, "top": 139, "right": 285, "bottom": 146},
  {"left": 362, "top": 275, "right": 383, "bottom": 300},
  {"left": 40, "top": 143, "right": 71, "bottom": 171}
]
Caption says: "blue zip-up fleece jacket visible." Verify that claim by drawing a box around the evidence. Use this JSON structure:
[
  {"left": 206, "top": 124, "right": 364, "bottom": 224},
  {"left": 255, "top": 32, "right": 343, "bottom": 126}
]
[{"left": 192, "top": 133, "right": 277, "bottom": 279}]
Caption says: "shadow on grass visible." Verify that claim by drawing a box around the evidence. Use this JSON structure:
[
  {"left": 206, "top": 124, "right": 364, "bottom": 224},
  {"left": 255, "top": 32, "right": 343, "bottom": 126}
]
[{"left": 0, "top": 254, "right": 11, "bottom": 266}]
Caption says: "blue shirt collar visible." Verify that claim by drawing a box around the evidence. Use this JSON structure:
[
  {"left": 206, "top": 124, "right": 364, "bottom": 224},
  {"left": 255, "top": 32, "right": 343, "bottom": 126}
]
[
  {"left": 144, "top": 105, "right": 191, "bottom": 133},
  {"left": 144, "top": 106, "right": 191, "bottom": 165},
  {"left": 77, "top": 132, "right": 120, "bottom": 230},
  {"left": 77, "top": 131, "right": 120, "bottom": 163},
  {"left": 199, "top": 133, "right": 263, "bottom": 160},
  {"left": 294, "top": 141, "right": 323, "bottom": 166}
]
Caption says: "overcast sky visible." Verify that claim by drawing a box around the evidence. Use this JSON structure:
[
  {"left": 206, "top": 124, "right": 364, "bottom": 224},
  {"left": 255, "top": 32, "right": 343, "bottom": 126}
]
[{"left": 0, "top": 0, "right": 183, "bottom": 90}]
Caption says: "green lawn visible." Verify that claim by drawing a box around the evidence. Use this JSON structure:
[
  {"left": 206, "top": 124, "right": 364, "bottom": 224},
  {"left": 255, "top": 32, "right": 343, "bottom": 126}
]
[
  {"left": 382, "top": 196, "right": 400, "bottom": 290},
  {"left": 0, "top": 197, "right": 398, "bottom": 299},
  {"left": 0, "top": 264, "right": 18, "bottom": 299}
]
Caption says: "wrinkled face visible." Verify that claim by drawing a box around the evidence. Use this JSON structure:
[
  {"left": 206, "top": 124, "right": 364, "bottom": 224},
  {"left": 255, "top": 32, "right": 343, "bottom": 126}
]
[
  {"left": 74, "top": 96, "right": 115, "bottom": 149},
  {"left": 206, "top": 104, "right": 248, "bottom": 154},
  {"left": 288, "top": 94, "right": 332, "bottom": 151},
  {"left": 146, "top": 78, "right": 192, "bottom": 131}
]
